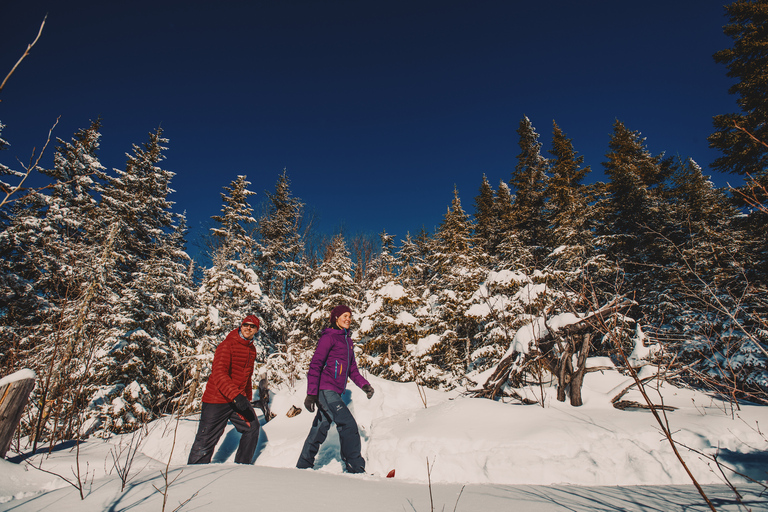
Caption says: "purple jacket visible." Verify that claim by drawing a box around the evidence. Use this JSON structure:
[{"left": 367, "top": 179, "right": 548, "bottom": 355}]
[{"left": 307, "top": 327, "right": 369, "bottom": 395}]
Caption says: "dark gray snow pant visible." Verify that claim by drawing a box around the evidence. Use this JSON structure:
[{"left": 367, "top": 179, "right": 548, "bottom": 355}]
[
  {"left": 187, "top": 401, "right": 260, "bottom": 464},
  {"left": 296, "top": 389, "right": 365, "bottom": 473}
]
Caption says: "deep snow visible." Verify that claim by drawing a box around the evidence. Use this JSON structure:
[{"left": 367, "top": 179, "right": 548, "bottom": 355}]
[{"left": 1, "top": 362, "right": 767, "bottom": 511}]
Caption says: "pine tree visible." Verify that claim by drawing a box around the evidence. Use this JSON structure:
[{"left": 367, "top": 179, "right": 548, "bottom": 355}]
[
  {"left": 0, "top": 121, "right": 113, "bottom": 444},
  {"left": 88, "top": 128, "right": 192, "bottom": 432},
  {"left": 709, "top": 0, "right": 768, "bottom": 182},
  {"left": 396, "top": 232, "right": 429, "bottom": 295},
  {"left": 257, "top": 170, "right": 307, "bottom": 311},
  {"left": 358, "top": 232, "right": 425, "bottom": 381},
  {"left": 210, "top": 175, "right": 258, "bottom": 263},
  {"left": 424, "top": 187, "right": 486, "bottom": 385},
  {"left": 289, "top": 233, "right": 359, "bottom": 349},
  {"left": 191, "top": 176, "right": 285, "bottom": 406},
  {"left": 473, "top": 175, "right": 496, "bottom": 257},
  {"left": 509, "top": 116, "right": 549, "bottom": 259},
  {"left": 543, "top": 121, "right": 593, "bottom": 271},
  {"left": 709, "top": 0, "right": 768, "bottom": 280},
  {"left": 597, "top": 120, "right": 670, "bottom": 263}
]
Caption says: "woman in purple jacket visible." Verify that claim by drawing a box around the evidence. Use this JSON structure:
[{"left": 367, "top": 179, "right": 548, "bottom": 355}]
[{"left": 296, "top": 304, "right": 374, "bottom": 473}]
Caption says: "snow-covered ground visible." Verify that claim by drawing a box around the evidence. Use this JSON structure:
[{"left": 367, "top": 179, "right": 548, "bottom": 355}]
[{"left": 2, "top": 362, "right": 767, "bottom": 511}]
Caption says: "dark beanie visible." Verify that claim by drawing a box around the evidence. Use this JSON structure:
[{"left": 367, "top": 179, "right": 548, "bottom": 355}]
[{"left": 329, "top": 305, "right": 352, "bottom": 328}]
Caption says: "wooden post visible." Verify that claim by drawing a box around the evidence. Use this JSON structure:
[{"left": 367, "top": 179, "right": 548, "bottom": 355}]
[{"left": 0, "top": 370, "right": 36, "bottom": 458}]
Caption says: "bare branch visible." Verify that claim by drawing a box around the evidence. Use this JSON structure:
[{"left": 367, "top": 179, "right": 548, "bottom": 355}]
[
  {"left": 0, "top": 116, "right": 60, "bottom": 210},
  {"left": 733, "top": 121, "right": 768, "bottom": 150},
  {"left": 0, "top": 16, "right": 47, "bottom": 98}
]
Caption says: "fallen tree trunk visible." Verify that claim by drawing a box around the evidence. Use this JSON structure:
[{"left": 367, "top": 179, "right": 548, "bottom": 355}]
[{"left": 476, "top": 297, "right": 633, "bottom": 401}]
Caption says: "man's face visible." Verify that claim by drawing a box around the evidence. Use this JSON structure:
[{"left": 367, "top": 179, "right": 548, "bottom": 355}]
[{"left": 241, "top": 322, "right": 259, "bottom": 339}]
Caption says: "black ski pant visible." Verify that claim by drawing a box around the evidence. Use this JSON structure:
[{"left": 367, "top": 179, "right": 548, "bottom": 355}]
[
  {"left": 296, "top": 389, "right": 365, "bottom": 473},
  {"left": 188, "top": 401, "right": 260, "bottom": 464}
]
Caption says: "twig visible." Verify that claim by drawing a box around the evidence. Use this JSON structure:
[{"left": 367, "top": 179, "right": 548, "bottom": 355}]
[
  {"left": 0, "top": 116, "right": 60, "bottom": 210},
  {"left": 733, "top": 121, "right": 768, "bottom": 150},
  {"left": 598, "top": 318, "right": 717, "bottom": 511},
  {"left": 0, "top": 16, "right": 46, "bottom": 97},
  {"left": 152, "top": 412, "right": 188, "bottom": 512},
  {"left": 426, "top": 457, "right": 435, "bottom": 512},
  {"left": 416, "top": 382, "right": 428, "bottom": 408},
  {"left": 452, "top": 485, "right": 465, "bottom": 512}
]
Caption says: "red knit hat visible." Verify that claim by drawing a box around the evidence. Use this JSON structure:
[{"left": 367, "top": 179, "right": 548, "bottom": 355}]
[
  {"left": 242, "top": 315, "right": 260, "bottom": 331},
  {"left": 329, "top": 305, "right": 352, "bottom": 328}
]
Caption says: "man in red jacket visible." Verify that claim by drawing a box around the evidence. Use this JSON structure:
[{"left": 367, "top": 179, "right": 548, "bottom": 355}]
[{"left": 188, "top": 315, "right": 261, "bottom": 464}]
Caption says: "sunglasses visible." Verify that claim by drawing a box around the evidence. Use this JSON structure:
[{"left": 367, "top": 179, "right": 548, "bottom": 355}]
[{"left": 242, "top": 323, "right": 258, "bottom": 329}]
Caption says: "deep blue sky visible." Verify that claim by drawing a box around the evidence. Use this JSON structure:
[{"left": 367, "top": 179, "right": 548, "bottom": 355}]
[{"left": 1, "top": 0, "right": 738, "bottom": 249}]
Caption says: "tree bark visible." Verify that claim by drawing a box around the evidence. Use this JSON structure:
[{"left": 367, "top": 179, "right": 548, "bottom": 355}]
[
  {"left": 569, "top": 333, "right": 592, "bottom": 407},
  {"left": 0, "top": 376, "right": 36, "bottom": 458}
]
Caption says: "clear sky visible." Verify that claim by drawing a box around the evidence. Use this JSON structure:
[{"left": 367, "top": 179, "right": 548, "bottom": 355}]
[{"left": 0, "top": 0, "right": 738, "bottom": 247}]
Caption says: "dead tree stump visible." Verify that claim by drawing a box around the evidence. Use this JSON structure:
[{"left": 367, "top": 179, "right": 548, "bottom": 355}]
[{"left": 0, "top": 371, "right": 36, "bottom": 458}]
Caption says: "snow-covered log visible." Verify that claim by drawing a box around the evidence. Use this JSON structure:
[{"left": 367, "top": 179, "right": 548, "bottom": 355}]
[{"left": 475, "top": 298, "right": 634, "bottom": 402}]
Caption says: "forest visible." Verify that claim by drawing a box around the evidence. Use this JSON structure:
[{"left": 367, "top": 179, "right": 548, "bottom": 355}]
[{"left": 0, "top": 1, "right": 766, "bottom": 455}]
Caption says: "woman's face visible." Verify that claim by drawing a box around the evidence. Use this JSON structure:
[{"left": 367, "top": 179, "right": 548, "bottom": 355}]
[{"left": 336, "top": 312, "right": 352, "bottom": 329}]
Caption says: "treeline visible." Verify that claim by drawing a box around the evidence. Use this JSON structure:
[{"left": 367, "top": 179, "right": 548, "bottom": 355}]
[{"left": 0, "top": 0, "right": 766, "bottom": 449}]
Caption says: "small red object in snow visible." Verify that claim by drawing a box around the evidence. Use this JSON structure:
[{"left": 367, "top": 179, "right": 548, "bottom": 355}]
[{"left": 386, "top": 469, "right": 395, "bottom": 478}]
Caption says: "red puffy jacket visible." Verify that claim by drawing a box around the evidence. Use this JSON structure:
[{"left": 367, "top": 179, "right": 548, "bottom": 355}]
[{"left": 202, "top": 328, "right": 257, "bottom": 404}]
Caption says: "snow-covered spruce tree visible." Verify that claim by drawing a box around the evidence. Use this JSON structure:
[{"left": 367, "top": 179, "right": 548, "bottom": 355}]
[
  {"left": 542, "top": 121, "right": 594, "bottom": 274},
  {"left": 464, "top": 267, "right": 561, "bottom": 388},
  {"left": 473, "top": 174, "right": 498, "bottom": 259},
  {"left": 289, "top": 233, "right": 360, "bottom": 350},
  {"left": 0, "top": 121, "right": 125, "bottom": 447},
  {"left": 396, "top": 229, "right": 432, "bottom": 293},
  {"left": 189, "top": 175, "right": 286, "bottom": 407},
  {"left": 256, "top": 169, "right": 308, "bottom": 313},
  {"left": 418, "top": 187, "right": 487, "bottom": 388},
  {"left": 117, "top": 214, "right": 198, "bottom": 418},
  {"left": 85, "top": 128, "right": 195, "bottom": 433},
  {"left": 709, "top": 0, "right": 768, "bottom": 186},
  {"left": 646, "top": 158, "right": 767, "bottom": 398},
  {"left": 0, "top": 120, "right": 103, "bottom": 337},
  {"left": 508, "top": 116, "right": 549, "bottom": 264},
  {"left": 358, "top": 232, "right": 426, "bottom": 382},
  {"left": 595, "top": 120, "right": 671, "bottom": 271}
]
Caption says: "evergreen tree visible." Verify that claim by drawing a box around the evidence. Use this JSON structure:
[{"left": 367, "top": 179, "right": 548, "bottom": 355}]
[
  {"left": 543, "top": 121, "right": 593, "bottom": 271},
  {"left": 0, "top": 121, "right": 113, "bottom": 443},
  {"left": 358, "top": 232, "right": 425, "bottom": 381},
  {"left": 709, "top": 0, "right": 768, "bottom": 279},
  {"left": 396, "top": 232, "right": 429, "bottom": 295},
  {"left": 709, "top": 0, "right": 768, "bottom": 183},
  {"left": 473, "top": 174, "right": 497, "bottom": 257},
  {"left": 597, "top": 120, "right": 670, "bottom": 263},
  {"left": 289, "top": 233, "right": 360, "bottom": 349},
  {"left": 257, "top": 169, "right": 307, "bottom": 311},
  {"left": 424, "top": 187, "right": 486, "bottom": 384},
  {"left": 191, "top": 176, "right": 285, "bottom": 407},
  {"left": 509, "top": 116, "right": 549, "bottom": 259},
  {"left": 210, "top": 175, "right": 258, "bottom": 263},
  {"left": 89, "top": 128, "right": 192, "bottom": 432}
]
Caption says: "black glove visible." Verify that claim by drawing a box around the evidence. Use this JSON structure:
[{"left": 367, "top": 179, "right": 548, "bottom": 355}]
[
  {"left": 362, "top": 384, "right": 374, "bottom": 399},
  {"left": 233, "top": 394, "right": 250, "bottom": 412},
  {"left": 304, "top": 394, "right": 317, "bottom": 413}
]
